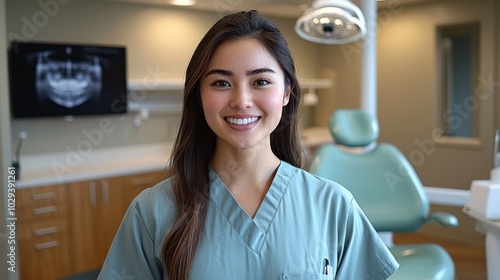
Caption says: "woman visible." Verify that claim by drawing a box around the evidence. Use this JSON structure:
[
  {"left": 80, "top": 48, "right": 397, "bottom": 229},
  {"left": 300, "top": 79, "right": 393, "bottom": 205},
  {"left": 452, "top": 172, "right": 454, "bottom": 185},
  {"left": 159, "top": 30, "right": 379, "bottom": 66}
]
[{"left": 98, "top": 10, "right": 398, "bottom": 280}]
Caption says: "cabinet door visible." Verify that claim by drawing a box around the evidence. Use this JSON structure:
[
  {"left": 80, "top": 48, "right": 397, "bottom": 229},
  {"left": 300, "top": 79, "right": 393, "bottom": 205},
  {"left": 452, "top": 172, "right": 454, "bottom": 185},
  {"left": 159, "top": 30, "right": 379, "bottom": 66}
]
[
  {"left": 68, "top": 180, "right": 102, "bottom": 273},
  {"left": 97, "top": 178, "right": 128, "bottom": 263},
  {"left": 69, "top": 177, "right": 126, "bottom": 274}
]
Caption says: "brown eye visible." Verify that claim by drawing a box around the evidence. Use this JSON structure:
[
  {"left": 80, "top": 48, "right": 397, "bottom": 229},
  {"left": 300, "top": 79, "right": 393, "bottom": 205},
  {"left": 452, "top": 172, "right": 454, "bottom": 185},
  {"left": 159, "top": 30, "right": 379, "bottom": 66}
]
[
  {"left": 254, "top": 79, "right": 270, "bottom": 86},
  {"left": 212, "top": 79, "right": 230, "bottom": 87}
]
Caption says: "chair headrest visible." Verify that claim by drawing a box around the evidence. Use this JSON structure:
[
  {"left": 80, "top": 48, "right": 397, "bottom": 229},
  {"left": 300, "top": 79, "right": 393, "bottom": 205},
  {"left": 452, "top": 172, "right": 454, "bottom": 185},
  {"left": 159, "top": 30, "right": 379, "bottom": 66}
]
[{"left": 329, "top": 109, "right": 379, "bottom": 147}]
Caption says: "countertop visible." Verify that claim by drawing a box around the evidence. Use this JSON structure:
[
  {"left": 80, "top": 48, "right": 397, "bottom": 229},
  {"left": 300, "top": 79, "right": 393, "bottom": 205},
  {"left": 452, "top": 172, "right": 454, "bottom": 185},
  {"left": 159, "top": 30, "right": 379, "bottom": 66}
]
[
  {"left": 15, "top": 127, "right": 332, "bottom": 189},
  {"left": 16, "top": 142, "right": 173, "bottom": 189}
]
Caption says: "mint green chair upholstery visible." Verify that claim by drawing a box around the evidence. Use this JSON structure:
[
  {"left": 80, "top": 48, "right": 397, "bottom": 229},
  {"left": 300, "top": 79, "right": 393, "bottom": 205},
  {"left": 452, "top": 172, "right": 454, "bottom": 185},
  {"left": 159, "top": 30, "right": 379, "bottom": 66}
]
[{"left": 309, "top": 109, "right": 458, "bottom": 280}]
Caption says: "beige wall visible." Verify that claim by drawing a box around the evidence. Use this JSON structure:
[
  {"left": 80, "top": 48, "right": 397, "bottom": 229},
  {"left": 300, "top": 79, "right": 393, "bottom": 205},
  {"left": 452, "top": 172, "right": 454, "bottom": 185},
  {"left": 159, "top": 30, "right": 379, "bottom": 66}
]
[
  {"left": 5, "top": 0, "right": 320, "bottom": 155},
  {"left": 378, "top": 0, "right": 496, "bottom": 244},
  {"left": 377, "top": 0, "right": 495, "bottom": 185}
]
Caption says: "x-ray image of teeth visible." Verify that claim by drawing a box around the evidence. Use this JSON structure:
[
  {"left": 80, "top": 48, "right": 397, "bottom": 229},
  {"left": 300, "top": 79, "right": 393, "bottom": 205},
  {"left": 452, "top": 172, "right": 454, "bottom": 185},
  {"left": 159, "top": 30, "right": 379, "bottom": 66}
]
[{"left": 35, "top": 47, "right": 102, "bottom": 108}]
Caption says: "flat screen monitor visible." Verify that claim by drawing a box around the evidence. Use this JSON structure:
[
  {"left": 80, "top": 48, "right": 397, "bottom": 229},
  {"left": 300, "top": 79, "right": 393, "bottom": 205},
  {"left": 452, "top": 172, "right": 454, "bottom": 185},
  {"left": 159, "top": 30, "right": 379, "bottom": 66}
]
[{"left": 9, "top": 41, "right": 127, "bottom": 118}]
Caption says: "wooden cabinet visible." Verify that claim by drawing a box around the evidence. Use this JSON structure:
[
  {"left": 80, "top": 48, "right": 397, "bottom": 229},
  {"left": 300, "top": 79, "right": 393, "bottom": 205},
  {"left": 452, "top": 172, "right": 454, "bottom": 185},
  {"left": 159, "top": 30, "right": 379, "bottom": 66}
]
[
  {"left": 68, "top": 170, "right": 165, "bottom": 275},
  {"left": 17, "top": 184, "right": 72, "bottom": 280},
  {"left": 17, "top": 170, "right": 166, "bottom": 279},
  {"left": 68, "top": 176, "right": 127, "bottom": 274}
]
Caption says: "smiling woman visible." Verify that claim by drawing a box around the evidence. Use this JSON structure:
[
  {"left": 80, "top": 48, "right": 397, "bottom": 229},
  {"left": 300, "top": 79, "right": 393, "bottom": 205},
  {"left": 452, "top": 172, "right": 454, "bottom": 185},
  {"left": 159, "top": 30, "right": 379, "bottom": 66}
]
[{"left": 97, "top": 10, "right": 399, "bottom": 280}]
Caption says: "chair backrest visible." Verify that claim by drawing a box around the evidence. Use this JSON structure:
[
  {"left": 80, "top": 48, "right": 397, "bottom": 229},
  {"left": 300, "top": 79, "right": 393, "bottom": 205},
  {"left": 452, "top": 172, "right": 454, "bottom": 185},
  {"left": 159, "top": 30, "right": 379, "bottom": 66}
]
[
  {"left": 329, "top": 108, "right": 379, "bottom": 147},
  {"left": 309, "top": 109, "right": 430, "bottom": 232}
]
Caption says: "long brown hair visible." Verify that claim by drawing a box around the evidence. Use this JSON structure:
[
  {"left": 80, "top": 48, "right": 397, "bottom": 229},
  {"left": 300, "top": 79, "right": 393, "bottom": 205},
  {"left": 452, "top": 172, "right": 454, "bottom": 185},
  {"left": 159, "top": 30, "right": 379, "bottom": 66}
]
[{"left": 163, "top": 10, "right": 303, "bottom": 280}]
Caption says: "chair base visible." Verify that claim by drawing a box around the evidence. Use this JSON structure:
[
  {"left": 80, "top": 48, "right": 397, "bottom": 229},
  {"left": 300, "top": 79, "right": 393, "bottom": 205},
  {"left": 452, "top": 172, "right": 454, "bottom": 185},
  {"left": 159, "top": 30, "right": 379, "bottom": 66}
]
[{"left": 388, "top": 243, "right": 455, "bottom": 280}]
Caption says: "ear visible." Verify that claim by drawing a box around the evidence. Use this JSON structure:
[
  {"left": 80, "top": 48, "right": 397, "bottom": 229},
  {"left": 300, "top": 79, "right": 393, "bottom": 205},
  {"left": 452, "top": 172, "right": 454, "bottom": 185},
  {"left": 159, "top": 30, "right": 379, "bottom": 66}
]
[{"left": 283, "top": 84, "right": 293, "bottom": 106}]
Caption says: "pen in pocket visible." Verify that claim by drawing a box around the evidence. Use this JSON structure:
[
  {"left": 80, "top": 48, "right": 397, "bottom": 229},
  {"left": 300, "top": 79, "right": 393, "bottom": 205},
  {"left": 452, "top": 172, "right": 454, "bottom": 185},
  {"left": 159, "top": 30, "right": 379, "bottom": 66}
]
[{"left": 323, "top": 258, "right": 333, "bottom": 275}]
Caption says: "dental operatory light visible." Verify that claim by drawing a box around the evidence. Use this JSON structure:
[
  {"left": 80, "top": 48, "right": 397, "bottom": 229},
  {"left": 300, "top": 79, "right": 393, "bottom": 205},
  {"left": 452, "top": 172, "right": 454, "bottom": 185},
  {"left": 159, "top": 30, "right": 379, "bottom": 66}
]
[
  {"left": 168, "top": 0, "right": 196, "bottom": 6},
  {"left": 295, "top": 0, "right": 367, "bottom": 44}
]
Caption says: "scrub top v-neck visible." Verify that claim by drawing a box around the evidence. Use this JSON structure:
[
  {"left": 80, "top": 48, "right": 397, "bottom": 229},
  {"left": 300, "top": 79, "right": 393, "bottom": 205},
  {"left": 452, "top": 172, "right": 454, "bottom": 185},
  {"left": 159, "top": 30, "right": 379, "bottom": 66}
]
[
  {"left": 206, "top": 163, "right": 288, "bottom": 253},
  {"left": 98, "top": 161, "right": 399, "bottom": 280}
]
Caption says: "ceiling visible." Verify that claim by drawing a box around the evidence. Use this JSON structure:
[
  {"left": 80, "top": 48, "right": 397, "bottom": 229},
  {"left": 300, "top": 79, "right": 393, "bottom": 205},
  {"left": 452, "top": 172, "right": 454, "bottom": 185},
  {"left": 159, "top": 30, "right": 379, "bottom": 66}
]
[{"left": 107, "top": 0, "right": 438, "bottom": 18}]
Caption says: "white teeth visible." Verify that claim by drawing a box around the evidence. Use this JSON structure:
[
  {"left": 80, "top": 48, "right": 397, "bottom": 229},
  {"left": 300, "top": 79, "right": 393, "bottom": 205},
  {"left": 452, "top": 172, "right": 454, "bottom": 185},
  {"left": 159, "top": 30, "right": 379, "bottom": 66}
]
[{"left": 226, "top": 117, "right": 258, "bottom": 125}]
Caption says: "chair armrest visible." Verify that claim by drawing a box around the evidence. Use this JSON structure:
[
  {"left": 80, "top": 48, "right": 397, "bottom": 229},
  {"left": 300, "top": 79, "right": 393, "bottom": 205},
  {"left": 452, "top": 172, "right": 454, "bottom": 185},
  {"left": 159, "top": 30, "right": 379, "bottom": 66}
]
[{"left": 425, "top": 212, "right": 459, "bottom": 227}]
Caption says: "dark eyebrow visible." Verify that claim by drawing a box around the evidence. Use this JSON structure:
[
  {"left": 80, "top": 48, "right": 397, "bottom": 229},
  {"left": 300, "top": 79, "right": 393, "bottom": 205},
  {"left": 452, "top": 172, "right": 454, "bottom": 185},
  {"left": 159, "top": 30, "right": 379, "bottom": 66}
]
[
  {"left": 205, "top": 69, "right": 233, "bottom": 77},
  {"left": 204, "top": 68, "right": 276, "bottom": 77},
  {"left": 247, "top": 68, "right": 276, "bottom": 76}
]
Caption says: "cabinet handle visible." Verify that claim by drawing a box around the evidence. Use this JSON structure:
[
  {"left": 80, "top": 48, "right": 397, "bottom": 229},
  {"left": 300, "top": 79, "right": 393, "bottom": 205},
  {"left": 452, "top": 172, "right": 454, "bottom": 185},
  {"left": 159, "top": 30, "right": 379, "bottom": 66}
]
[
  {"left": 102, "top": 180, "right": 109, "bottom": 204},
  {"left": 35, "top": 240, "right": 59, "bottom": 250},
  {"left": 32, "top": 192, "right": 56, "bottom": 201},
  {"left": 89, "top": 181, "right": 96, "bottom": 207},
  {"left": 33, "top": 206, "right": 57, "bottom": 215},
  {"left": 34, "top": 226, "right": 58, "bottom": 236},
  {"left": 131, "top": 177, "right": 155, "bottom": 186}
]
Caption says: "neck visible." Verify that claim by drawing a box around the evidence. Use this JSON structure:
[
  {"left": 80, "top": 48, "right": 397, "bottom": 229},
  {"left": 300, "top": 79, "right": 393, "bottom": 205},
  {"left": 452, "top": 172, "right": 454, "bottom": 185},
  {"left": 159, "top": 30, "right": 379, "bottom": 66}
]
[
  {"left": 210, "top": 142, "right": 281, "bottom": 218},
  {"left": 210, "top": 142, "right": 281, "bottom": 193}
]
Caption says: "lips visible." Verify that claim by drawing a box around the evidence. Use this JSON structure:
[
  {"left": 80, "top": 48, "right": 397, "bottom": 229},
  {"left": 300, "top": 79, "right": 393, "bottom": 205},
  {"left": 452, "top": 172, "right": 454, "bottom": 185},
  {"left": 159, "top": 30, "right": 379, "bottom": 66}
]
[{"left": 225, "top": 116, "right": 259, "bottom": 125}]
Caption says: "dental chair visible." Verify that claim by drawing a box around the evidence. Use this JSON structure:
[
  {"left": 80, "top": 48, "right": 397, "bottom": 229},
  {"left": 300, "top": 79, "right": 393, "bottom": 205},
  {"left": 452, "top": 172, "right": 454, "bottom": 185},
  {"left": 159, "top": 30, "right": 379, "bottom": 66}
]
[{"left": 309, "top": 109, "right": 459, "bottom": 280}]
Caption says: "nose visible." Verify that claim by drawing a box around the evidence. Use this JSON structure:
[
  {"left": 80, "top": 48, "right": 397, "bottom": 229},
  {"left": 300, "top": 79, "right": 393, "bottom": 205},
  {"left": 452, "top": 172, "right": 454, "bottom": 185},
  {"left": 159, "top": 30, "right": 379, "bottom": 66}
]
[{"left": 230, "top": 86, "right": 253, "bottom": 109}]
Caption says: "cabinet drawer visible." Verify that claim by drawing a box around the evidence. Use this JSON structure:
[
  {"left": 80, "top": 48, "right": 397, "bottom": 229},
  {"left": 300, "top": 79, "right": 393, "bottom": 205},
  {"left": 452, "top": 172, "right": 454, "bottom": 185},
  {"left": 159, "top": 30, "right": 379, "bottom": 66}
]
[
  {"left": 128, "top": 171, "right": 166, "bottom": 187},
  {"left": 19, "top": 230, "right": 72, "bottom": 280},
  {"left": 18, "top": 200, "right": 67, "bottom": 222},
  {"left": 17, "top": 185, "right": 66, "bottom": 207},
  {"left": 18, "top": 218, "right": 68, "bottom": 240}
]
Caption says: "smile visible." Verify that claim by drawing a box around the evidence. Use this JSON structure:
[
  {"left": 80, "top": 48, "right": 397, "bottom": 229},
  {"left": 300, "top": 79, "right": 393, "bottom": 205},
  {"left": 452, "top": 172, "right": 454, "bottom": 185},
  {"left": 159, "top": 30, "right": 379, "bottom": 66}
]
[{"left": 225, "top": 116, "right": 259, "bottom": 125}]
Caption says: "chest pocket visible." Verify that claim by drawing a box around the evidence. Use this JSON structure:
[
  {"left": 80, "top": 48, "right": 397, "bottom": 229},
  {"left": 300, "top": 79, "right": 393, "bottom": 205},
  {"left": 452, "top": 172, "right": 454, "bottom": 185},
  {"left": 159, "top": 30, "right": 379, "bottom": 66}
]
[{"left": 282, "top": 273, "right": 334, "bottom": 280}]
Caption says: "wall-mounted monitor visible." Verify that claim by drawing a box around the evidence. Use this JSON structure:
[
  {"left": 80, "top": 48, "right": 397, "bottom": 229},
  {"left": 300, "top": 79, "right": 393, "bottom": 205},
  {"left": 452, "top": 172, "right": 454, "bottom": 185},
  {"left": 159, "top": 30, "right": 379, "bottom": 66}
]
[{"left": 9, "top": 41, "right": 127, "bottom": 118}]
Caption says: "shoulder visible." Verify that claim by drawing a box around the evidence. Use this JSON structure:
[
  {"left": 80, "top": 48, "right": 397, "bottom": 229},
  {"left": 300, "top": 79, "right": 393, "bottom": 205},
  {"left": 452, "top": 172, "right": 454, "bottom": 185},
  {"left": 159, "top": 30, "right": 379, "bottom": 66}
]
[
  {"left": 133, "top": 176, "right": 176, "bottom": 208},
  {"left": 280, "top": 161, "right": 354, "bottom": 211},
  {"left": 128, "top": 176, "right": 178, "bottom": 238},
  {"left": 282, "top": 161, "right": 353, "bottom": 199}
]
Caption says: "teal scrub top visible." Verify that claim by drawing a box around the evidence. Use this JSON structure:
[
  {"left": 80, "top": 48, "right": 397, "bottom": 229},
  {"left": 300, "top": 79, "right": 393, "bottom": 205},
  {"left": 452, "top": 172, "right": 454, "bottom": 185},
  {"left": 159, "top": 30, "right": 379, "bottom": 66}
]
[{"left": 98, "top": 161, "right": 399, "bottom": 280}]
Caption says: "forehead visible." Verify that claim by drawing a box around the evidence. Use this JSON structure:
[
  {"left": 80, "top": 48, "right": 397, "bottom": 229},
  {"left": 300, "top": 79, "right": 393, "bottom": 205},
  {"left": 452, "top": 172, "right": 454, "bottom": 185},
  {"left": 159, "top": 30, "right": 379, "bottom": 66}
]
[{"left": 206, "top": 38, "right": 281, "bottom": 72}]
